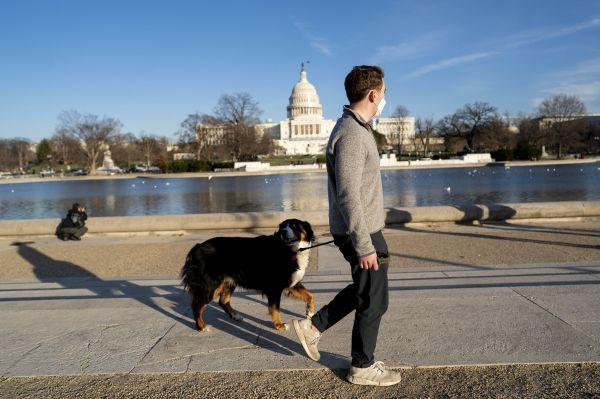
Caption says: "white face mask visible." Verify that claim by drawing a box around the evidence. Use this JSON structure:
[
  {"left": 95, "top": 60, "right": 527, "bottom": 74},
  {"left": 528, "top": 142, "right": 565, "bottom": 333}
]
[{"left": 375, "top": 97, "right": 386, "bottom": 116}]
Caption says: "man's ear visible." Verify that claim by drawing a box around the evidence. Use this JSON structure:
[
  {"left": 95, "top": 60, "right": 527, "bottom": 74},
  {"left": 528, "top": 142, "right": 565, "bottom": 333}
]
[{"left": 367, "top": 89, "right": 375, "bottom": 103}]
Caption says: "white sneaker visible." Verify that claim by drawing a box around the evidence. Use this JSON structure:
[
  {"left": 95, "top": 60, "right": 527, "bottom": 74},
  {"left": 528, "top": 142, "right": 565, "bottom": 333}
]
[
  {"left": 346, "top": 361, "right": 402, "bottom": 386},
  {"left": 292, "top": 318, "right": 321, "bottom": 361}
]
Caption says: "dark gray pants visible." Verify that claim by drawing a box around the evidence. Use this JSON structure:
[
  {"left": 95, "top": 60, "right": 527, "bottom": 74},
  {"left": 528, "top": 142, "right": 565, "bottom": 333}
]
[
  {"left": 310, "top": 230, "right": 389, "bottom": 368},
  {"left": 58, "top": 226, "right": 88, "bottom": 239}
]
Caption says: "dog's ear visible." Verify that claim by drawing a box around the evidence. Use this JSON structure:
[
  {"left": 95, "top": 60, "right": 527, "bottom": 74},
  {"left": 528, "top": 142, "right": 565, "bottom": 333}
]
[{"left": 302, "top": 220, "right": 315, "bottom": 242}]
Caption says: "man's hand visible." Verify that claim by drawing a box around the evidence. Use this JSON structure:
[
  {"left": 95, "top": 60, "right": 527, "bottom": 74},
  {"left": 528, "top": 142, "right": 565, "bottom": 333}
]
[{"left": 359, "top": 252, "right": 378, "bottom": 271}]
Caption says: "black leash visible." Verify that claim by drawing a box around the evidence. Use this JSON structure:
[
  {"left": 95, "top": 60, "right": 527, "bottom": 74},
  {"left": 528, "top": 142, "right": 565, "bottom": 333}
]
[{"left": 298, "top": 239, "right": 335, "bottom": 252}]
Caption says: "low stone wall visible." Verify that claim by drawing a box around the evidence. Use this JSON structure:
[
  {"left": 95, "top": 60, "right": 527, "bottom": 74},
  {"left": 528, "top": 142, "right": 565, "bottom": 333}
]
[{"left": 1, "top": 201, "right": 598, "bottom": 237}]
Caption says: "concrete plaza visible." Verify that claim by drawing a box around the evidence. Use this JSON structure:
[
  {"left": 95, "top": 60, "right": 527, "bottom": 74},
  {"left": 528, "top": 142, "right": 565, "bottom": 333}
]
[{"left": 0, "top": 220, "right": 599, "bottom": 397}]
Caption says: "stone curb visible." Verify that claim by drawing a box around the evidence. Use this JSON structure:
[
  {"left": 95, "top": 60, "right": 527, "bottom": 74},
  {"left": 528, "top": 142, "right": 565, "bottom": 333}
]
[{"left": 1, "top": 201, "right": 599, "bottom": 237}]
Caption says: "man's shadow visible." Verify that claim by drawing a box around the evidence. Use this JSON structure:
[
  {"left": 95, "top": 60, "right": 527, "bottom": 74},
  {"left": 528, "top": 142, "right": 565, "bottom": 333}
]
[{"left": 15, "top": 243, "right": 348, "bottom": 370}]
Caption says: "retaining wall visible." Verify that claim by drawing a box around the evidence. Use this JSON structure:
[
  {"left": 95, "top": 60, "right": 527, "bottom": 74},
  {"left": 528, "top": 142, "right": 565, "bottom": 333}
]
[{"left": 0, "top": 201, "right": 598, "bottom": 237}]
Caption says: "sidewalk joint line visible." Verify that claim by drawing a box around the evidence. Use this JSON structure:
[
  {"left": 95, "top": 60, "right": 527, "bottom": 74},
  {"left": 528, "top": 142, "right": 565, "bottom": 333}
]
[
  {"left": 510, "top": 288, "right": 595, "bottom": 341},
  {"left": 129, "top": 322, "right": 176, "bottom": 374}
]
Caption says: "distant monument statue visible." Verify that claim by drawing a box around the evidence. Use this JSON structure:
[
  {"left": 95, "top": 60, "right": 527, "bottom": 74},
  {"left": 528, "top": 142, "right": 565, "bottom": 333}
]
[
  {"left": 541, "top": 145, "right": 549, "bottom": 159},
  {"left": 96, "top": 144, "right": 121, "bottom": 174},
  {"left": 102, "top": 149, "right": 115, "bottom": 170}
]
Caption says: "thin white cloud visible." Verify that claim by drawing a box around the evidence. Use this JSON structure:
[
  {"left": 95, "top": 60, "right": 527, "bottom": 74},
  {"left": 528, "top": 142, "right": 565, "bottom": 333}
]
[
  {"left": 548, "top": 58, "right": 600, "bottom": 80},
  {"left": 543, "top": 81, "right": 600, "bottom": 102},
  {"left": 406, "top": 17, "right": 600, "bottom": 79},
  {"left": 506, "top": 17, "right": 600, "bottom": 48},
  {"left": 293, "top": 21, "right": 332, "bottom": 56},
  {"left": 371, "top": 34, "right": 441, "bottom": 63},
  {"left": 533, "top": 57, "right": 600, "bottom": 109},
  {"left": 406, "top": 51, "right": 501, "bottom": 78},
  {"left": 374, "top": 42, "right": 422, "bottom": 61}
]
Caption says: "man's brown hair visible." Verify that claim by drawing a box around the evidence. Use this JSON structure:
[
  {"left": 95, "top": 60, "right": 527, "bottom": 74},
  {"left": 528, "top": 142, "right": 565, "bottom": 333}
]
[{"left": 344, "top": 65, "right": 384, "bottom": 104}]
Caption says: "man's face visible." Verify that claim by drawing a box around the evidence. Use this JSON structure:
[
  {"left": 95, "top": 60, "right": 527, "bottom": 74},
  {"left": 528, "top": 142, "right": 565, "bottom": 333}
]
[
  {"left": 370, "top": 80, "right": 387, "bottom": 116},
  {"left": 378, "top": 81, "right": 387, "bottom": 104}
]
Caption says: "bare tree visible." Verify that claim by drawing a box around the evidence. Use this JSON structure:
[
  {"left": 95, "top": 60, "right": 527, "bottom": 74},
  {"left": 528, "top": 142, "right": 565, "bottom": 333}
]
[
  {"left": 179, "top": 113, "right": 222, "bottom": 161},
  {"left": 222, "top": 125, "right": 267, "bottom": 161},
  {"left": 577, "top": 119, "right": 600, "bottom": 154},
  {"left": 56, "top": 111, "right": 121, "bottom": 174},
  {"left": 414, "top": 117, "right": 435, "bottom": 156},
  {"left": 214, "top": 93, "right": 262, "bottom": 125},
  {"left": 0, "top": 140, "right": 11, "bottom": 170},
  {"left": 536, "top": 94, "right": 587, "bottom": 158},
  {"left": 477, "top": 116, "right": 513, "bottom": 152},
  {"left": 438, "top": 102, "right": 498, "bottom": 152},
  {"left": 51, "top": 129, "right": 82, "bottom": 166},
  {"left": 178, "top": 94, "right": 268, "bottom": 162},
  {"left": 110, "top": 132, "right": 140, "bottom": 169},
  {"left": 437, "top": 113, "right": 466, "bottom": 152},
  {"left": 138, "top": 133, "right": 159, "bottom": 169},
  {"left": 391, "top": 105, "right": 410, "bottom": 155},
  {"left": 10, "top": 138, "right": 33, "bottom": 172},
  {"left": 214, "top": 93, "right": 264, "bottom": 161},
  {"left": 516, "top": 114, "right": 545, "bottom": 148}
]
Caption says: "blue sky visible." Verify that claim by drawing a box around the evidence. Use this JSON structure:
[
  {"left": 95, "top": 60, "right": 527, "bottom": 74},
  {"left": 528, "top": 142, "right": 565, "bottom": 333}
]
[{"left": 1, "top": 0, "right": 599, "bottom": 141}]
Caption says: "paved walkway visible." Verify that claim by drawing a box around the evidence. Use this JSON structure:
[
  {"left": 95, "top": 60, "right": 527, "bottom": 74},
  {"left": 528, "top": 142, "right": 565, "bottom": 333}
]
[
  {"left": 2, "top": 220, "right": 599, "bottom": 280},
  {"left": 1, "top": 222, "right": 599, "bottom": 377}
]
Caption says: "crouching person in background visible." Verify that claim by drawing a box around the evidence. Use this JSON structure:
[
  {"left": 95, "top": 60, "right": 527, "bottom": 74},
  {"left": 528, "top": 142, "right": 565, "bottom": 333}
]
[{"left": 57, "top": 203, "right": 88, "bottom": 241}]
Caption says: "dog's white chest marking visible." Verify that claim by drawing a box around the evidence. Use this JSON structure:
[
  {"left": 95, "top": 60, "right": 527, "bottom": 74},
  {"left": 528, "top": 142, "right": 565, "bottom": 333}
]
[{"left": 289, "top": 243, "right": 310, "bottom": 288}]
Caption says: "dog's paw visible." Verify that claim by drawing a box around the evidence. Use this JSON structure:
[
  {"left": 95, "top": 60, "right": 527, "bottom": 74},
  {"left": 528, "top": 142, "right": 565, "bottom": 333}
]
[
  {"left": 231, "top": 312, "right": 243, "bottom": 322},
  {"left": 197, "top": 325, "right": 212, "bottom": 333},
  {"left": 275, "top": 323, "right": 289, "bottom": 331}
]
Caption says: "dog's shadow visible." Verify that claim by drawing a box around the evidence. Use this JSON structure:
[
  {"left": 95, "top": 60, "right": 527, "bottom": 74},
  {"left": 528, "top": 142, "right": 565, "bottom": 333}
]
[{"left": 187, "top": 300, "right": 349, "bottom": 370}]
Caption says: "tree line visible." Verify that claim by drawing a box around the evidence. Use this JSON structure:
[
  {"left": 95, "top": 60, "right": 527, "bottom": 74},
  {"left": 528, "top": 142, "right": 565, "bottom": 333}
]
[
  {"left": 0, "top": 92, "right": 276, "bottom": 174},
  {"left": 0, "top": 111, "right": 170, "bottom": 174},
  {"left": 1, "top": 92, "right": 598, "bottom": 174},
  {"left": 389, "top": 93, "right": 599, "bottom": 161}
]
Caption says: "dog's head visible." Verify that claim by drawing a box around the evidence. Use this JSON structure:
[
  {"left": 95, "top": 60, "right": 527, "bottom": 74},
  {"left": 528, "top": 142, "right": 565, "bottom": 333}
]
[{"left": 277, "top": 219, "right": 315, "bottom": 248}]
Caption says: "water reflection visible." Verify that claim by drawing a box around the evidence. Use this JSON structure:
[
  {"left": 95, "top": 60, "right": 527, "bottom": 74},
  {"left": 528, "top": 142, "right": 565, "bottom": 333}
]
[{"left": 0, "top": 163, "right": 598, "bottom": 220}]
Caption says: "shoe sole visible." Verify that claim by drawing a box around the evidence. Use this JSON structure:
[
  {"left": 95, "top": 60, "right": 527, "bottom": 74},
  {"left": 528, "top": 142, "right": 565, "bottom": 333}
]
[
  {"left": 346, "top": 375, "right": 401, "bottom": 387},
  {"left": 292, "top": 319, "right": 320, "bottom": 362}
]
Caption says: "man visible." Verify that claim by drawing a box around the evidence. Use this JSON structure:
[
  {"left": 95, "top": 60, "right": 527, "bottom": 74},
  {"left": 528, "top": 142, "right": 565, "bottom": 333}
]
[
  {"left": 293, "top": 65, "right": 401, "bottom": 386},
  {"left": 57, "top": 203, "right": 88, "bottom": 241}
]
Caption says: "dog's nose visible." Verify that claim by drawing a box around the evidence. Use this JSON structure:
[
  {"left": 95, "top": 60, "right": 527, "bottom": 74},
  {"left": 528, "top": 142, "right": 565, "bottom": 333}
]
[{"left": 284, "top": 226, "right": 295, "bottom": 239}]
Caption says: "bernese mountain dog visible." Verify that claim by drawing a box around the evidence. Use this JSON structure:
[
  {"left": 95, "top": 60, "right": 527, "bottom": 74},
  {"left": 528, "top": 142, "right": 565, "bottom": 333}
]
[{"left": 181, "top": 219, "right": 316, "bottom": 332}]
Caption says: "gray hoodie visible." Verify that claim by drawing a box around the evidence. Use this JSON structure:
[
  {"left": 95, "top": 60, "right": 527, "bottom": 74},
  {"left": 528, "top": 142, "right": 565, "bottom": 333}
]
[{"left": 326, "top": 106, "right": 386, "bottom": 257}]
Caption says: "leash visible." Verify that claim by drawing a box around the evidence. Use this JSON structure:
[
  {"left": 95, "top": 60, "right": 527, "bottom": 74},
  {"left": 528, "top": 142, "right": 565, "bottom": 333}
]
[{"left": 298, "top": 239, "right": 335, "bottom": 252}]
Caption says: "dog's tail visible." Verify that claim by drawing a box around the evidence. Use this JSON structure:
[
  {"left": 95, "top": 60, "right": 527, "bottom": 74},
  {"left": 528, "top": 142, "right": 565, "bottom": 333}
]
[
  {"left": 180, "top": 244, "right": 212, "bottom": 304},
  {"left": 180, "top": 253, "right": 195, "bottom": 292}
]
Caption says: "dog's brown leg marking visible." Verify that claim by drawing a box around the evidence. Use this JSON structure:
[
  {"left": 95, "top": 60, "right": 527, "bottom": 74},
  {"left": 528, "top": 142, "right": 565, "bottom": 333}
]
[
  {"left": 196, "top": 304, "right": 209, "bottom": 331},
  {"left": 284, "top": 284, "right": 315, "bottom": 316},
  {"left": 218, "top": 286, "right": 243, "bottom": 321},
  {"left": 268, "top": 303, "right": 286, "bottom": 331},
  {"left": 191, "top": 297, "right": 203, "bottom": 331},
  {"left": 266, "top": 293, "right": 287, "bottom": 331},
  {"left": 212, "top": 282, "right": 224, "bottom": 301}
]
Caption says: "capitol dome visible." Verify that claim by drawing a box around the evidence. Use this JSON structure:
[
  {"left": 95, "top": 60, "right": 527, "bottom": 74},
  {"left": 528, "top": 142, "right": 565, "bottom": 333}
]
[{"left": 287, "top": 64, "right": 323, "bottom": 120}]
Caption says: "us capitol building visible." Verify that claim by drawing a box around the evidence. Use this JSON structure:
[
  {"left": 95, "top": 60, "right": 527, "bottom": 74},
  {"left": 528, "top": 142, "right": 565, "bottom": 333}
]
[{"left": 203, "top": 65, "right": 415, "bottom": 156}]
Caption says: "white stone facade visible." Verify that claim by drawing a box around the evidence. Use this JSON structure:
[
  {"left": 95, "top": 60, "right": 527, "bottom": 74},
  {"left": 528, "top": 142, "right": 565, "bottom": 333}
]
[
  {"left": 253, "top": 65, "right": 335, "bottom": 155},
  {"left": 255, "top": 65, "right": 415, "bottom": 155}
]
